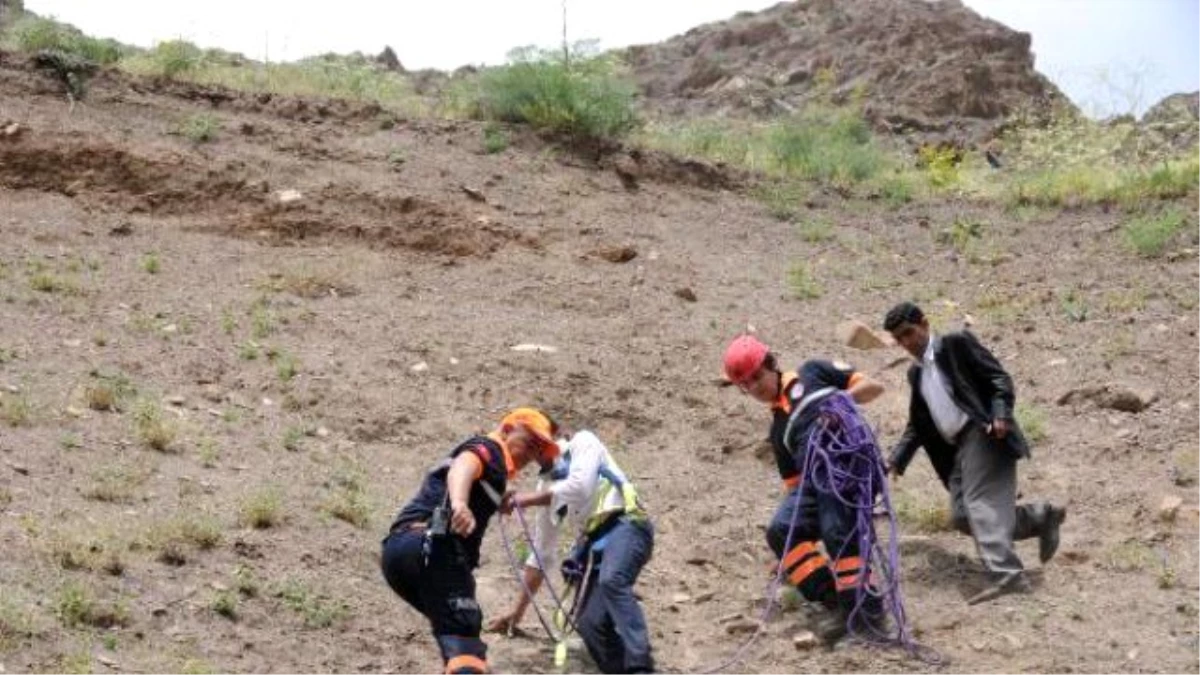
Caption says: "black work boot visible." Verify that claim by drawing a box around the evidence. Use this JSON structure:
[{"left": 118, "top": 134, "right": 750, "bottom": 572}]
[
  {"left": 1039, "top": 505, "right": 1068, "bottom": 563},
  {"left": 814, "top": 608, "right": 849, "bottom": 644}
]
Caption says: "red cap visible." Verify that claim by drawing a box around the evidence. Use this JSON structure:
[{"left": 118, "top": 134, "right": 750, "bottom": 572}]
[{"left": 723, "top": 334, "right": 770, "bottom": 385}]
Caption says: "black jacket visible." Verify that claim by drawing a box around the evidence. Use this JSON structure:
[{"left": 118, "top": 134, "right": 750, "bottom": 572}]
[{"left": 889, "top": 331, "right": 1029, "bottom": 486}]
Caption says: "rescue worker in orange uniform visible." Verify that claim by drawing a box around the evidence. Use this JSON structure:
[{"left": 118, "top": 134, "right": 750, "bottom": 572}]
[
  {"left": 722, "top": 334, "right": 885, "bottom": 640},
  {"left": 381, "top": 408, "right": 561, "bottom": 674}
]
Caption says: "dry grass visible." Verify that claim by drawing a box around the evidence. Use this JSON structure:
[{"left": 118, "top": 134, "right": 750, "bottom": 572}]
[
  {"left": 0, "top": 390, "right": 33, "bottom": 427},
  {"left": 54, "top": 580, "right": 129, "bottom": 628},
  {"left": 239, "top": 487, "right": 284, "bottom": 529},
  {"left": 260, "top": 268, "right": 358, "bottom": 299},
  {"left": 85, "top": 463, "right": 150, "bottom": 503},
  {"left": 132, "top": 398, "right": 178, "bottom": 452},
  {"left": 46, "top": 529, "right": 126, "bottom": 575},
  {"left": 0, "top": 596, "right": 37, "bottom": 652},
  {"left": 272, "top": 579, "right": 349, "bottom": 628},
  {"left": 141, "top": 513, "right": 224, "bottom": 565},
  {"left": 1105, "top": 539, "right": 1157, "bottom": 573},
  {"left": 322, "top": 465, "right": 372, "bottom": 529},
  {"left": 892, "top": 491, "right": 952, "bottom": 534},
  {"left": 1015, "top": 402, "right": 1049, "bottom": 443}
]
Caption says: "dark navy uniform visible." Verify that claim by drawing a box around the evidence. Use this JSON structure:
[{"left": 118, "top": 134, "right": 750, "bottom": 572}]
[
  {"left": 382, "top": 435, "right": 511, "bottom": 674},
  {"left": 764, "top": 360, "right": 868, "bottom": 613}
]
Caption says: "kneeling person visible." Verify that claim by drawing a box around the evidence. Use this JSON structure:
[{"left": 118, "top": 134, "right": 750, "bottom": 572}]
[{"left": 490, "top": 429, "right": 655, "bottom": 674}]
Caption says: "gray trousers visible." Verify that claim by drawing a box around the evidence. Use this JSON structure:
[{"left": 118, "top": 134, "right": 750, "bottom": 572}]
[{"left": 948, "top": 424, "right": 1051, "bottom": 577}]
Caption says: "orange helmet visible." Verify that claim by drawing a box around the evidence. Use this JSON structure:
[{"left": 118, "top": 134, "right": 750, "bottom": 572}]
[
  {"left": 723, "top": 334, "right": 770, "bottom": 385},
  {"left": 500, "top": 407, "right": 560, "bottom": 463}
]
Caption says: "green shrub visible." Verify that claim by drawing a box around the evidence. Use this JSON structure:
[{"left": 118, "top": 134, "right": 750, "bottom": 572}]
[
  {"left": 146, "top": 39, "right": 203, "bottom": 78},
  {"left": 879, "top": 174, "right": 915, "bottom": 205},
  {"left": 918, "top": 146, "right": 960, "bottom": 187},
  {"left": 1015, "top": 402, "right": 1048, "bottom": 443},
  {"left": 4, "top": 14, "right": 124, "bottom": 63},
  {"left": 482, "top": 123, "right": 509, "bottom": 154},
  {"left": 640, "top": 107, "right": 887, "bottom": 187},
  {"left": 1123, "top": 208, "right": 1190, "bottom": 257},
  {"left": 473, "top": 46, "right": 638, "bottom": 141},
  {"left": 766, "top": 109, "right": 883, "bottom": 183},
  {"left": 936, "top": 217, "right": 983, "bottom": 253},
  {"left": 786, "top": 262, "right": 823, "bottom": 300},
  {"left": 753, "top": 180, "right": 807, "bottom": 221},
  {"left": 176, "top": 114, "right": 221, "bottom": 143}
]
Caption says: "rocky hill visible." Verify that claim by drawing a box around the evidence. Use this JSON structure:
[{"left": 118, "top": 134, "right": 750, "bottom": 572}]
[
  {"left": 624, "top": 0, "right": 1072, "bottom": 143},
  {"left": 1140, "top": 91, "right": 1200, "bottom": 153}
]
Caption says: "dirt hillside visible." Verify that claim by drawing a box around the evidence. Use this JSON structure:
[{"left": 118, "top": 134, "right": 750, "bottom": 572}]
[
  {"left": 625, "top": 0, "right": 1071, "bottom": 143},
  {"left": 0, "top": 51, "right": 1197, "bottom": 675}
]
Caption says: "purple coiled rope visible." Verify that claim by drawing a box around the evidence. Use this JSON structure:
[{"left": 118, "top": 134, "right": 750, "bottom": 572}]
[{"left": 805, "top": 392, "right": 941, "bottom": 664}]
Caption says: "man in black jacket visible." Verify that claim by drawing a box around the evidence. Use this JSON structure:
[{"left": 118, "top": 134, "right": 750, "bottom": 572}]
[{"left": 882, "top": 302, "right": 1066, "bottom": 602}]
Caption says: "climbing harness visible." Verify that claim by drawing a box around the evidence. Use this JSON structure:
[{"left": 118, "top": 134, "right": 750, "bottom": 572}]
[{"left": 494, "top": 450, "right": 644, "bottom": 669}]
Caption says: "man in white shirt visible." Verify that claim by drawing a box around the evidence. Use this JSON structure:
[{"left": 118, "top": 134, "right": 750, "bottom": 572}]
[
  {"left": 488, "top": 429, "right": 655, "bottom": 674},
  {"left": 883, "top": 301, "right": 1066, "bottom": 603}
]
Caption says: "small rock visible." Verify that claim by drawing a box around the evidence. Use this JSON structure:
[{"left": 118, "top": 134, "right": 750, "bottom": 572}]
[
  {"left": 261, "top": 398, "right": 273, "bottom": 406},
  {"left": 963, "top": 313, "right": 977, "bottom": 328},
  {"left": 166, "top": 395, "right": 186, "bottom": 406},
  {"left": 1127, "top": 648, "right": 1139, "bottom": 661},
  {"left": 201, "top": 385, "right": 224, "bottom": 403},
  {"left": 837, "top": 320, "right": 887, "bottom": 350},
  {"left": 449, "top": 357, "right": 460, "bottom": 365},
  {"left": 2, "top": 122, "right": 22, "bottom": 138},
  {"left": 278, "top": 189, "right": 303, "bottom": 204},
  {"left": 595, "top": 245, "right": 638, "bottom": 264},
  {"left": 209, "top": 581, "right": 230, "bottom": 591},
  {"left": 65, "top": 406, "right": 85, "bottom": 418},
  {"left": 1159, "top": 495, "right": 1183, "bottom": 522},
  {"left": 724, "top": 619, "right": 760, "bottom": 635},
  {"left": 1047, "top": 358, "right": 1068, "bottom": 367},
  {"left": 161, "top": 324, "right": 178, "bottom": 334},
  {"left": 62, "top": 339, "right": 82, "bottom": 348},
  {"left": 7, "top": 462, "right": 28, "bottom": 476},
  {"left": 671, "top": 593, "right": 692, "bottom": 604},
  {"left": 460, "top": 185, "right": 487, "bottom": 202},
  {"left": 108, "top": 222, "right": 133, "bottom": 237},
  {"left": 694, "top": 591, "right": 716, "bottom": 604},
  {"left": 1057, "top": 383, "right": 1156, "bottom": 413},
  {"left": 315, "top": 426, "right": 330, "bottom": 438},
  {"left": 510, "top": 344, "right": 558, "bottom": 354},
  {"left": 96, "top": 654, "right": 118, "bottom": 668},
  {"left": 792, "top": 631, "right": 819, "bottom": 650},
  {"left": 674, "top": 287, "right": 698, "bottom": 303},
  {"left": 410, "top": 361, "right": 429, "bottom": 373}
]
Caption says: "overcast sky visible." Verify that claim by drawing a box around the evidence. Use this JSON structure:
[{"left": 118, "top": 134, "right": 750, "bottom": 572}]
[{"left": 23, "top": 0, "right": 1200, "bottom": 116}]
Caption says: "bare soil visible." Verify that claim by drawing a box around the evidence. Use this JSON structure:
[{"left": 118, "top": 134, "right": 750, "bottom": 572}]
[{"left": 0, "top": 53, "right": 1197, "bottom": 674}]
